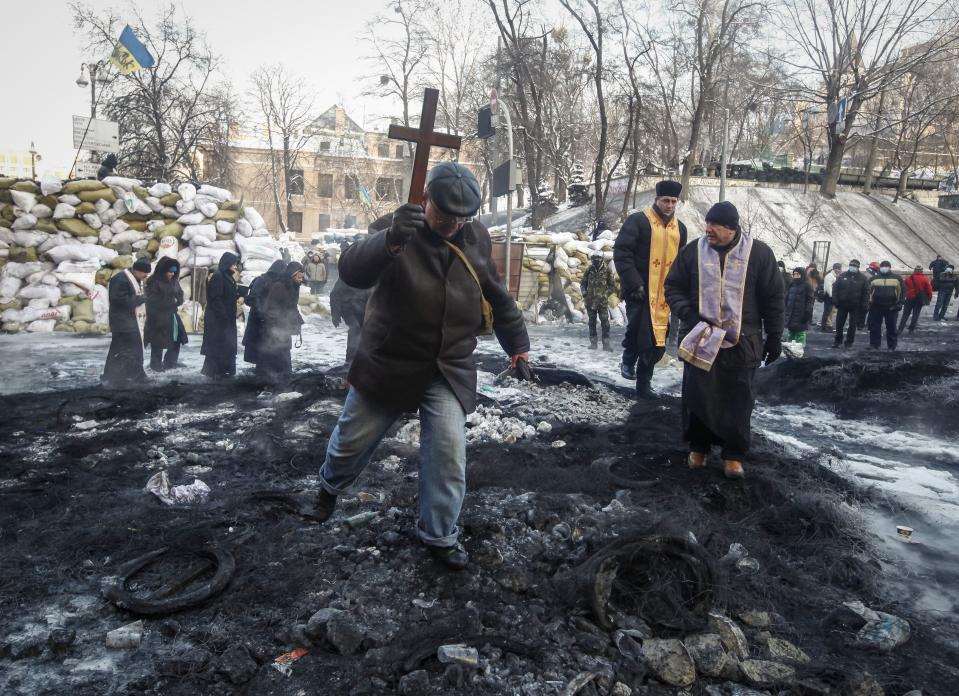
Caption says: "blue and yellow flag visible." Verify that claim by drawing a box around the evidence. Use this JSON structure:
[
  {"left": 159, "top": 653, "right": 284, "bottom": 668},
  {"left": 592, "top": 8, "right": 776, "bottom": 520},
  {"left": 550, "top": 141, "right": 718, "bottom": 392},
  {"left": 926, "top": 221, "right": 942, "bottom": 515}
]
[
  {"left": 359, "top": 183, "right": 373, "bottom": 207},
  {"left": 110, "top": 25, "right": 156, "bottom": 75}
]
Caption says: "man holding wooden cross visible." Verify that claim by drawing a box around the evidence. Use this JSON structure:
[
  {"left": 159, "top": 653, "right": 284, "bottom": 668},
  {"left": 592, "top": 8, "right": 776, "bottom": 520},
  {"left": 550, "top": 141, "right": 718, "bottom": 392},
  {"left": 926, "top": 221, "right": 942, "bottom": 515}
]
[{"left": 314, "top": 90, "right": 530, "bottom": 570}]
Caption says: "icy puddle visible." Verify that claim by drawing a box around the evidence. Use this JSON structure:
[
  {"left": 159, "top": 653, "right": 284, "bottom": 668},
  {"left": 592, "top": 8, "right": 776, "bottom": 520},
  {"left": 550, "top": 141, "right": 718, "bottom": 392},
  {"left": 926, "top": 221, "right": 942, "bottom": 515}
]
[{"left": 756, "top": 403, "right": 959, "bottom": 616}]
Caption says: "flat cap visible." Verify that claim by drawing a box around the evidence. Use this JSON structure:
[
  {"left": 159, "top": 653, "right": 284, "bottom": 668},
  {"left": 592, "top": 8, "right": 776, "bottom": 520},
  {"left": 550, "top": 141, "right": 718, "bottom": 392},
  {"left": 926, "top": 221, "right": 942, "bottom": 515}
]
[{"left": 426, "top": 162, "right": 482, "bottom": 217}]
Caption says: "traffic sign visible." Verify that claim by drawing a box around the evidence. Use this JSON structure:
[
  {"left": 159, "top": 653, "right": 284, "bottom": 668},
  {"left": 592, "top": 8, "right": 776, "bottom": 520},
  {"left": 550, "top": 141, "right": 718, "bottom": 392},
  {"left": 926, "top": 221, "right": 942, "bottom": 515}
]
[
  {"left": 72, "top": 116, "right": 120, "bottom": 153},
  {"left": 75, "top": 162, "right": 99, "bottom": 178}
]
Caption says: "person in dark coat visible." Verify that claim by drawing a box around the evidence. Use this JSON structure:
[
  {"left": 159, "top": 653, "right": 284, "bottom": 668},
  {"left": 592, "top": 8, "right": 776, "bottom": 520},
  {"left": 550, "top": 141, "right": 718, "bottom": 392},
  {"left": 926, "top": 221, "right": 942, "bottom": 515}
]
[
  {"left": 831, "top": 259, "right": 870, "bottom": 348},
  {"left": 101, "top": 257, "right": 151, "bottom": 386},
  {"left": 867, "top": 261, "right": 905, "bottom": 350},
  {"left": 613, "top": 180, "right": 688, "bottom": 398},
  {"left": 665, "top": 201, "right": 784, "bottom": 480},
  {"left": 258, "top": 262, "right": 305, "bottom": 382},
  {"left": 316, "top": 162, "right": 530, "bottom": 571},
  {"left": 242, "top": 260, "right": 286, "bottom": 368},
  {"left": 329, "top": 276, "right": 371, "bottom": 364},
  {"left": 898, "top": 265, "right": 933, "bottom": 335},
  {"left": 200, "top": 252, "right": 247, "bottom": 379},
  {"left": 143, "top": 257, "right": 187, "bottom": 371},
  {"left": 97, "top": 154, "right": 117, "bottom": 181},
  {"left": 784, "top": 267, "right": 815, "bottom": 345},
  {"left": 929, "top": 255, "right": 949, "bottom": 283},
  {"left": 934, "top": 264, "right": 958, "bottom": 321},
  {"left": 777, "top": 260, "right": 790, "bottom": 293}
]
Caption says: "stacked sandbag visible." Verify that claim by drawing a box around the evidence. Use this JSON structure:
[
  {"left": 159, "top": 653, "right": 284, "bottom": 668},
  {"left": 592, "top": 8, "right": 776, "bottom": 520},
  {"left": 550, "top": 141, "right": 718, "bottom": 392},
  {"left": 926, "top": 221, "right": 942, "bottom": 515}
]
[{"left": 0, "top": 176, "right": 279, "bottom": 334}]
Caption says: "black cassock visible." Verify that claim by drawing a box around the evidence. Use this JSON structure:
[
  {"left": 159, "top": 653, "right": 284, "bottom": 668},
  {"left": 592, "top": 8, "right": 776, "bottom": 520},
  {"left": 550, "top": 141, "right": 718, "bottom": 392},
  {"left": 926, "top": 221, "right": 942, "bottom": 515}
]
[
  {"left": 102, "top": 271, "right": 147, "bottom": 386},
  {"left": 664, "top": 233, "right": 784, "bottom": 460},
  {"left": 258, "top": 277, "right": 304, "bottom": 381},
  {"left": 201, "top": 252, "right": 247, "bottom": 378},
  {"left": 242, "top": 260, "right": 286, "bottom": 366}
]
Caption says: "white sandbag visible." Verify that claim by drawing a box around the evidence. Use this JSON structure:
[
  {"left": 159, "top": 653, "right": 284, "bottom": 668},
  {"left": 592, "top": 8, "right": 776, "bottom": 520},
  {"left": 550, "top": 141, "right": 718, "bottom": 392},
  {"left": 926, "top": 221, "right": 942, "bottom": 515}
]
[
  {"left": 17, "top": 285, "right": 61, "bottom": 302},
  {"left": 177, "top": 248, "right": 192, "bottom": 266},
  {"left": 95, "top": 198, "right": 112, "bottom": 215},
  {"left": 99, "top": 227, "right": 114, "bottom": 245},
  {"left": 1, "top": 308, "right": 21, "bottom": 323},
  {"left": 38, "top": 233, "right": 79, "bottom": 254},
  {"left": 177, "top": 183, "right": 197, "bottom": 201},
  {"left": 57, "top": 260, "right": 102, "bottom": 275},
  {"left": 205, "top": 240, "right": 237, "bottom": 251},
  {"left": 31, "top": 204, "right": 53, "bottom": 219},
  {"left": 182, "top": 224, "right": 216, "bottom": 244},
  {"left": 133, "top": 198, "right": 151, "bottom": 216},
  {"left": 132, "top": 240, "right": 149, "bottom": 250},
  {"left": 82, "top": 213, "right": 103, "bottom": 230},
  {"left": 157, "top": 236, "right": 179, "bottom": 260},
  {"left": 146, "top": 196, "right": 163, "bottom": 213},
  {"left": 60, "top": 283, "right": 86, "bottom": 297},
  {"left": 26, "top": 270, "right": 48, "bottom": 285},
  {"left": 161, "top": 207, "right": 179, "bottom": 218},
  {"left": 40, "top": 273, "right": 59, "bottom": 286},
  {"left": 113, "top": 198, "right": 128, "bottom": 215},
  {"left": 10, "top": 190, "right": 37, "bottom": 213},
  {"left": 147, "top": 220, "right": 166, "bottom": 233},
  {"left": 179, "top": 277, "right": 192, "bottom": 300},
  {"left": 46, "top": 244, "right": 117, "bottom": 265},
  {"left": 3, "top": 261, "right": 48, "bottom": 279},
  {"left": 21, "top": 304, "right": 71, "bottom": 323},
  {"left": 215, "top": 220, "right": 235, "bottom": 235},
  {"left": 102, "top": 176, "right": 141, "bottom": 191},
  {"left": 12, "top": 230, "right": 49, "bottom": 248},
  {"left": 197, "top": 200, "right": 219, "bottom": 219},
  {"left": 235, "top": 219, "right": 253, "bottom": 237},
  {"left": 58, "top": 194, "right": 81, "bottom": 206},
  {"left": 0, "top": 228, "right": 13, "bottom": 244},
  {"left": 193, "top": 248, "right": 229, "bottom": 266},
  {"left": 149, "top": 182, "right": 172, "bottom": 198},
  {"left": 111, "top": 230, "right": 145, "bottom": 245},
  {"left": 53, "top": 203, "right": 77, "bottom": 220},
  {"left": 251, "top": 227, "right": 270, "bottom": 238},
  {"left": 41, "top": 176, "right": 63, "bottom": 196},
  {"left": 243, "top": 207, "right": 265, "bottom": 229},
  {"left": 12, "top": 214, "right": 37, "bottom": 231},
  {"left": 234, "top": 236, "right": 280, "bottom": 262},
  {"left": 26, "top": 319, "right": 56, "bottom": 333},
  {"left": 100, "top": 209, "right": 118, "bottom": 226},
  {"left": 242, "top": 258, "right": 273, "bottom": 273},
  {"left": 198, "top": 184, "right": 231, "bottom": 202},
  {"left": 54, "top": 272, "right": 97, "bottom": 292},
  {"left": 177, "top": 211, "right": 204, "bottom": 225},
  {"left": 0, "top": 276, "right": 23, "bottom": 297},
  {"left": 90, "top": 284, "right": 109, "bottom": 314},
  {"left": 26, "top": 297, "right": 52, "bottom": 309}
]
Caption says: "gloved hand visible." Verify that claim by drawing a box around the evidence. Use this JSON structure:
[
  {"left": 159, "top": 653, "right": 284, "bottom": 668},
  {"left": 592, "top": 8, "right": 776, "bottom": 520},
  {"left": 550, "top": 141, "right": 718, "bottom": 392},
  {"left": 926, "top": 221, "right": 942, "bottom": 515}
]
[
  {"left": 332, "top": 317, "right": 341, "bottom": 328},
  {"left": 509, "top": 354, "right": 537, "bottom": 382},
  {"left": 510, "top": 352, "right": 530, "bottom": 369},
  {"left": 387, "top": 203, "right": 426, "bottom": 248},
  {"left": 762, "top": 335, "right": 782, "bottom": 365},
  {"left": 628, "top": 286, "right": 646, "bottom": 303}
]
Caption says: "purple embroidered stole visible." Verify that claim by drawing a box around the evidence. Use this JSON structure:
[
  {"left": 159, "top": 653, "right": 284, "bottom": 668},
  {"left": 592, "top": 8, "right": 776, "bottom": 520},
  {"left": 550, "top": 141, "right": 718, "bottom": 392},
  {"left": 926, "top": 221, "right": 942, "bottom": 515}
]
[{"left": 678, "top": 232, "right": 753, "bottom": 371}]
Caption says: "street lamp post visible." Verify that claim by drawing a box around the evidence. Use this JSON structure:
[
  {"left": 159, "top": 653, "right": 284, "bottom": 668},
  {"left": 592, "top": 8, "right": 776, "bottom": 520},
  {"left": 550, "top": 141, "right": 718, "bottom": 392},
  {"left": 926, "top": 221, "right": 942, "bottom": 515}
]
[
  {"left": 29, "top": 142, "right": 39, "bottom": 180},
  {"left": 75, "top": 60, "right": 109, "bottom": 119}
]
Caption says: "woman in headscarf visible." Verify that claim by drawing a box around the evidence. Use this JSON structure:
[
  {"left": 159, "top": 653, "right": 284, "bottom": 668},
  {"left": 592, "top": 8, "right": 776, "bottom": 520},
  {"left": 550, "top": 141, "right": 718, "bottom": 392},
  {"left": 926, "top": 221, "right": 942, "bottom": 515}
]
[
  {"left": 258, "top": 261, "right": 305, "bottom": 383},
  {"left": 242, "top": 259, "right": 287, "bottom": 371},
  {"left": 143, "top": 257, "right": 188, "bottom": 371},
  {"left": 201, "top": 252, "right": 247, "bottom": 379}
]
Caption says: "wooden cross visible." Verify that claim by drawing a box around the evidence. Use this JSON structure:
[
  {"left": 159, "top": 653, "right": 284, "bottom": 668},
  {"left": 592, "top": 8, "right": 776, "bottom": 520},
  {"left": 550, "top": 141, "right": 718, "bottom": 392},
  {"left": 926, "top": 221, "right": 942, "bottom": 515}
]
[{"left": 388, "top": 88, "right": 462, "bottom": 204}]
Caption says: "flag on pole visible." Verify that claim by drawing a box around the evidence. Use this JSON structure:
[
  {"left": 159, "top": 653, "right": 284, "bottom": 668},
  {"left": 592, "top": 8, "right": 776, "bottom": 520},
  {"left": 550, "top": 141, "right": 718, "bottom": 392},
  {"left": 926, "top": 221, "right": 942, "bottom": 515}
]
[
  {"left": 359, "top": 183, "right": 373, "bottom": 207},
  {"left": 110, "top": 25, "right": 156, "bottom": 75}
]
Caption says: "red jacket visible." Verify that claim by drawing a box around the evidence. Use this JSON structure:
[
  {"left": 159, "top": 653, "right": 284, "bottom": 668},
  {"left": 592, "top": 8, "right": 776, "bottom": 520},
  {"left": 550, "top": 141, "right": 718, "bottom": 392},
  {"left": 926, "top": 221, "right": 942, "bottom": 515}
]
[{"left": 904, "top": 271, "right": 933, "bottom": 302}]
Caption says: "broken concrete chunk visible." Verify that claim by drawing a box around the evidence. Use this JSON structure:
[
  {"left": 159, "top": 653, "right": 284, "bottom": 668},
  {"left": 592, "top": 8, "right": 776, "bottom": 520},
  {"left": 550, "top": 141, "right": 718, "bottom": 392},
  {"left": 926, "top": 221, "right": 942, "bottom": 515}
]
[
  {"left": 437, "top": 644, "right": 479, "bottom": 667},
  {"left": 684, "top": 633, "right": 740, "bottom": 680},
  {"left": 105, "top": 620, "right": 143, "bottom": 649},
  {"left": 739, "top": 659, "right": 796, "bottom": 688},
  {"left": 326, "top": 614, "right": 364, "bottom": 655},
  {"left": 641, "top": 638, "right": 696, "bottom": 688},
  {"left": 763, "top": 636, "right": 810, "bottom": 664},
  {"left": 709, "top": 613, "right": 750, "bottom": 660}
]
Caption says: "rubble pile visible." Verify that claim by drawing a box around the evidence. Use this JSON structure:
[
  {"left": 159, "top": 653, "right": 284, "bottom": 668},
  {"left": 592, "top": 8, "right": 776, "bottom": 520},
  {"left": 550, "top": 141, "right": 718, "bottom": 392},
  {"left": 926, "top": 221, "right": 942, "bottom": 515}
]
[{"left": 0, "top": 175, "right": 282, "bottom": 334}]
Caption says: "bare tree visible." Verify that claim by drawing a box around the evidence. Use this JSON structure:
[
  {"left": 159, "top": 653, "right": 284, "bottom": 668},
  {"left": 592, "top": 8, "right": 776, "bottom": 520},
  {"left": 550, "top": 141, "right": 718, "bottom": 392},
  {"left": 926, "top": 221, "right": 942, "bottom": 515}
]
[
  {"left": 778, "top": 0, "right": 959, "bottom": 198},
  {"left": 72, "top": 1, "right": 224, "bottom": 182},
  {"left": 250, "top": 64, "right": 316, "bottom": 234}
]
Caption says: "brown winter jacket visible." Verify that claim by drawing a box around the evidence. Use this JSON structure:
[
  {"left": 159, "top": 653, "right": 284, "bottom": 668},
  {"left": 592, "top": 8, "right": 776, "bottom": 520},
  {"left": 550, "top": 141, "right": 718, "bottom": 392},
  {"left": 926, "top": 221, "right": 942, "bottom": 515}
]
[{"left": 339, "top": 215, "right": 530, "bottom": 413}]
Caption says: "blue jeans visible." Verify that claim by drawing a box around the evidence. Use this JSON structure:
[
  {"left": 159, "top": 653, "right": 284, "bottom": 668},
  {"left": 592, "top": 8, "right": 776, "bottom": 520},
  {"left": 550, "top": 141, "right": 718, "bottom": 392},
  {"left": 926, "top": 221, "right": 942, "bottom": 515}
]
[{"left": 319, "top": 375, "right": 467, "bottom": 547}]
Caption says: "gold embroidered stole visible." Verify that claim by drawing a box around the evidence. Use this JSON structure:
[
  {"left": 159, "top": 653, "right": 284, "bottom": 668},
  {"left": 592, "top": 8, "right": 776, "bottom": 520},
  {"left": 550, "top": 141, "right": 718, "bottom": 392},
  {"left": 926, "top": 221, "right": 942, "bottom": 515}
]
[{"left": 643, "top": 207, "right": 680, "bottom": 346}]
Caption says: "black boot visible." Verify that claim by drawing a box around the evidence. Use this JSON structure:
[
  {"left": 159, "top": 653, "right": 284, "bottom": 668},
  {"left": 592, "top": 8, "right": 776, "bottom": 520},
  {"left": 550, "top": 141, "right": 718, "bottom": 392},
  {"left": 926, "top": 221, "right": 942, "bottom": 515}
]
[
  {"left": 602, "top": 338, "right": 613, "bottom": 352},
  {"left": 315, "top": 488, "right": 338, "bottom": 522},
  {"left": 589, "top": 336, "right": 598, "bottom": 349},
  {"left": 426, "top": 542, "right": 469, "bottom": 570},
  {"left": 636, "top": 382, "right": 656, "bottom": 400},
  {"left": 620, "top": 361, "right": 636, "bottom": 380}
]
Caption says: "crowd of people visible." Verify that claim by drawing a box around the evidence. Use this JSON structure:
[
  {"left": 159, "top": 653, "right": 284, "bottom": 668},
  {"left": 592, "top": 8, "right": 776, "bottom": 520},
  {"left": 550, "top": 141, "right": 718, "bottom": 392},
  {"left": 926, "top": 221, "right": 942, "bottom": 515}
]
[{"left": 96, "top": 168, "right": 957, "bottom": 570}]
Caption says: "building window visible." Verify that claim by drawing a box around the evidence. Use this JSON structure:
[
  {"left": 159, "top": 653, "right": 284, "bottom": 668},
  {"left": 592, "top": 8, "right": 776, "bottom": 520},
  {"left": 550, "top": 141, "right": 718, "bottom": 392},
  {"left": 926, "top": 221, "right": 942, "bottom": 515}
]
[
  {"left": 344, "top": 174, "right": 359, "bottom": 199},
  {"left": 288, "top": 168, "right": 304, "bottom": 195},
  {"left": 288, "top": 212, "right": 303, "bottom": 233},
  {"left": 319, "top": 141, "right": 330, "bottom": 153},
  {"left": 375, "top": 177, "right": 393, "bottom": 199},
  {"left": 318, "top": 213, "right": 331, "bottom": 231},
  {"left": 395, "top": 145, "right": 404, "bottom": 159},
  {"left": 394, "top": 178, "right": 404, "bottom": 200},
  {"left": 318, "top": 173, "right": 333, "bottom": 198},
  {"left": 377, "top": 143, "right": 390, "bottom": 158},
  {"left": 344, "top": 215, "right": 357, "bottom": 229}
]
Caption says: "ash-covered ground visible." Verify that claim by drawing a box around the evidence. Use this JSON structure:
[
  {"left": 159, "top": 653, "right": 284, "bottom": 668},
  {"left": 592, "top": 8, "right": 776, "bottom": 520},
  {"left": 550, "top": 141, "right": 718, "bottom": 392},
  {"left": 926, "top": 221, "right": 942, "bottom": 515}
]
[{"left": 1, "top": 321, "right": 958, "bottom": 696}]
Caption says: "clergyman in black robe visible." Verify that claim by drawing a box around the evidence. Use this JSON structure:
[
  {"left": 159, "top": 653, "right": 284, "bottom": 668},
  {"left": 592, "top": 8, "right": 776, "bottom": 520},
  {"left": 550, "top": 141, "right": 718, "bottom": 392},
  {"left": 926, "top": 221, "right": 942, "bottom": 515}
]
[
  {"left": 201, "top": 252, "right": 247, "bottom": 379},
  {"left": 101, "top": 258, "right": 151, "bottom": 386},
  {"left": 258, "top": 262, "right": 305, "bottom": 383},
  {"left": 242, "top": 259, "right": 287, "bottom": 369}
]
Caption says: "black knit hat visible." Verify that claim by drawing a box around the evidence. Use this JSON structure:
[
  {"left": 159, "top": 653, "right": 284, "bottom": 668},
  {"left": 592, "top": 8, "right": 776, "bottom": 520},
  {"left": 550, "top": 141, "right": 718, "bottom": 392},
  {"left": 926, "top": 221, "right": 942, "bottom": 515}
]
[
  {"left": 793, "top": 267, "right": 805, "bottom": 275},
  {"left": 286, "top": 261, "right": 304, "bottom": 276},
  {"left": 426, "top": 162, "right": 481, "bottom": 217},
  {"left": 132, "top": 257, "right": 151, "bottom": 273},
  {"left": 656, "top": 180, "right": 682, "bottom": 198},
  {"left": 705, "top": 201, "right": 739, "bottom": 230},
  {"left": 849, "top": 259, "right": 860, "bottom": 267}
]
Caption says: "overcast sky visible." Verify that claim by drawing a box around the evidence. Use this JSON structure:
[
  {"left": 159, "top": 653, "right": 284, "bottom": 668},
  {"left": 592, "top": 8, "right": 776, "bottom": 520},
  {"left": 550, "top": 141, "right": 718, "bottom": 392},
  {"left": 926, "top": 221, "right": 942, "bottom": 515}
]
[{"left": 2, "top": 0, "right": 399, "bottom": 175}]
